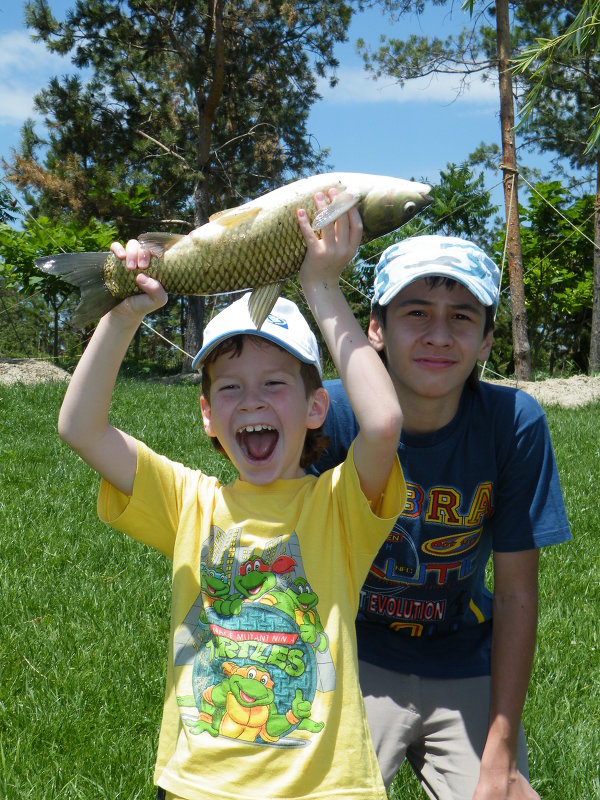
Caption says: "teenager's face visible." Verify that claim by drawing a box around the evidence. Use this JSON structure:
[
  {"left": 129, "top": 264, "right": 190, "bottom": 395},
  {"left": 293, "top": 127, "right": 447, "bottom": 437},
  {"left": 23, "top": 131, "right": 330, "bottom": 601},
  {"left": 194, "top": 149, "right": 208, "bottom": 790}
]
[
  {"left": 200, "top": 338, "right": 328, "bottom": 485},
  {"left": 369, "top": 279, "right": 493, "bottom": 405}
]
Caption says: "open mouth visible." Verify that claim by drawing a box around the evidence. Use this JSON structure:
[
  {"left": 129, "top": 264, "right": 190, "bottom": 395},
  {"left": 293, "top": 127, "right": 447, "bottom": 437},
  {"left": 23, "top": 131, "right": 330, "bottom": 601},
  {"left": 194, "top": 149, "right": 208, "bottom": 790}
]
[
  {"left": 236, "top": 424, "right": 279, "bottom": 461},
  {"left": 239, "top": 689, "right": 256, "bottom": 704}
]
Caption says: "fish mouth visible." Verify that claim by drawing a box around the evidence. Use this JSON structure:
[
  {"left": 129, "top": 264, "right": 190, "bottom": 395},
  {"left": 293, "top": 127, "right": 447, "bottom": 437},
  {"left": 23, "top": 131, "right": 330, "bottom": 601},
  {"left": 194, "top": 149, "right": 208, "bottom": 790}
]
[
  {"left": 236, "top": 424, "right": 279, "bottom": 461},
  {"left": 418, "top": 186, "right": 433, "bottom": 209}
]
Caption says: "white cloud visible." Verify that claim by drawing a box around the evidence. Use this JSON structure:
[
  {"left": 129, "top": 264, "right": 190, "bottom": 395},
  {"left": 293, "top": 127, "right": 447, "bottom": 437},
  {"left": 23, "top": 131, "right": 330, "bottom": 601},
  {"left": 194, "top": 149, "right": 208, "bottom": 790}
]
[
  {"left": 0, "top": 31, "right": 58, "bottom": 71},
  {"left": 318, "top": 66, "right": 498, "bottom": 107},
  {"left": 0, "top": 31, "right": 74, "bottom": 127},
  {"left": 0, "top": 84, "right": 39, "bottom": 125}
]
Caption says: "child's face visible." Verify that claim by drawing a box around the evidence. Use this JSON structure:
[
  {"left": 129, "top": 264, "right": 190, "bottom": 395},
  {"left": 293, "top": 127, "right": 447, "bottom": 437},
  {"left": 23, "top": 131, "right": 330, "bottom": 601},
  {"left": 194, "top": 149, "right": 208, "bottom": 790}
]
[
  {"left": 200, "top": 338, "right": 328, "bottom": 485},
  {"left": 369, "top": 278, "right": 493, "bottom": 406}
]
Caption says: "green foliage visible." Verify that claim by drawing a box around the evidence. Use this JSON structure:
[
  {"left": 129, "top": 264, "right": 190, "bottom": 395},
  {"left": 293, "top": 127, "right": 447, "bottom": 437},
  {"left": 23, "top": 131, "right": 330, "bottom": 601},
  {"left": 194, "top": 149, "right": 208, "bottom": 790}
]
[
  {"left": 510, "top": 2, "right": 600, "bottom": 167},
  {"left": 494, "top": 181, "right": 595, "bottom": 375},
  {"left": 14, "top": 0, "right": 363, "bottom": 231},
  {"left": 512, "top": 0, "right": 600, "bottom": 155},
  {"left": 357, "top": 1, "right": 498, "bottom": 90},
  {"left": 0, "top": 216, "right": 117, "bottom": 294},
  {"left": 0, "top": 185, "right": 18, "bottom": 224},
  {"left": 348, "top": 160, "right": 498, "bottom": 320},
  {"left": 0, "top": 215, "right": 118, "bottom": 359},
  {"left": 8, "top": 0, "right": 379, "bottom": 361},
  {"left": 0, "top": 281, "right": 55, "bottom": 359},
  {"left": 417, "top": 162, "right": 499, "bottom": 249}
]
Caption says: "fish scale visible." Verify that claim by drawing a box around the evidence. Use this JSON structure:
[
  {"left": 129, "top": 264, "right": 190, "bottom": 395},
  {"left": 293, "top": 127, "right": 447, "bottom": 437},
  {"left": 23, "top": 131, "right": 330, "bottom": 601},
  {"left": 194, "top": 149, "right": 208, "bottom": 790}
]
[
  {"left": 36, "top": 172, "right": 431, "bottom": 329},
  {"left": 105, "top": 199, "right": 312, "bottom": 297}
]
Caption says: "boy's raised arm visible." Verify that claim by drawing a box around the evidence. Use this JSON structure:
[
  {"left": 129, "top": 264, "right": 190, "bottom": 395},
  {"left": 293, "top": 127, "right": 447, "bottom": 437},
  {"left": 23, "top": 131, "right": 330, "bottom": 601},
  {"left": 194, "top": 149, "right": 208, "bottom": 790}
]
[
  {"left": 58, "top": 244, "right": 168, "bottom": 496},
  {"left": 297, "top": 191, "right": 402, "bottom": 505}
]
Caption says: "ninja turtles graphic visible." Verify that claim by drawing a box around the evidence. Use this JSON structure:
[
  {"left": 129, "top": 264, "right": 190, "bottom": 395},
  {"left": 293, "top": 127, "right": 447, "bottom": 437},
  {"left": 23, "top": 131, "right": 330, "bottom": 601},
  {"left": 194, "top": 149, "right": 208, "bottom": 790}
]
[{"left": 174, "top": 526, "right": 334, "bottom": 747}]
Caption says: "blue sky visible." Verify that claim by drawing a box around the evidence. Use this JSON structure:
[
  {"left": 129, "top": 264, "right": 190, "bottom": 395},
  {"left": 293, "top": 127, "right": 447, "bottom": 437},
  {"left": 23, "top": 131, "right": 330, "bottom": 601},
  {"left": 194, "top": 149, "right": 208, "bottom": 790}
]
[{"left": 0, "top": 2, "right": 570, "bottom": 211}]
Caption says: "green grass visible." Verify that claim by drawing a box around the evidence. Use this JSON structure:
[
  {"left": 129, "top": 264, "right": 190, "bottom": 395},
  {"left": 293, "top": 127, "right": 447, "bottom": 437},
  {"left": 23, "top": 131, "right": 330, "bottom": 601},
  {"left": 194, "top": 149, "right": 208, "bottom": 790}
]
[{"left": 1, "top": 381, "right": 598, "bottom": 799}]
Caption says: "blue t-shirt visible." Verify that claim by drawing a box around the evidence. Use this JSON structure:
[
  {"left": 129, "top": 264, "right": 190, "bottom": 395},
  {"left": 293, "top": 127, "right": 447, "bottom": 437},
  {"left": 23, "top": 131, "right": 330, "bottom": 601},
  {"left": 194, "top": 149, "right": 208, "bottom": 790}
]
[{"left": 314, "top": 379, "right": 572, "bottom": 679}]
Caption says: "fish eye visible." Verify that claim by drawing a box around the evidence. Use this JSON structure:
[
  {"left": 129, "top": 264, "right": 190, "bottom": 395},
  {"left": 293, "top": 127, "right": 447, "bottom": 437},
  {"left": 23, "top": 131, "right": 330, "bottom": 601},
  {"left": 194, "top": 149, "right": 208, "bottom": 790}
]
[{"left": 403, "top": 200, "right": 416, "bottom": 216}]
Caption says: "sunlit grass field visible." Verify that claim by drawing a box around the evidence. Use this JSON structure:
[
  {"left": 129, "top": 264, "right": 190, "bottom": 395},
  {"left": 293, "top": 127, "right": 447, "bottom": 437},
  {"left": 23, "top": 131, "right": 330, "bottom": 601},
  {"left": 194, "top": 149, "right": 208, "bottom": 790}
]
[{"left": 1, "top": 379, "right": 598, "bottom": 799}]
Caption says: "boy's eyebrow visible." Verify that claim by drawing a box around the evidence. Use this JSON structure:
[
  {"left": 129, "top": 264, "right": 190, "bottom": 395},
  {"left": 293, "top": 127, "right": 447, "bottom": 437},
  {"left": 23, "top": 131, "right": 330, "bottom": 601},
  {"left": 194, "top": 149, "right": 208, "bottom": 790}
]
[{"left": 396, "top": 297, "right": 483, "bottom": 314}]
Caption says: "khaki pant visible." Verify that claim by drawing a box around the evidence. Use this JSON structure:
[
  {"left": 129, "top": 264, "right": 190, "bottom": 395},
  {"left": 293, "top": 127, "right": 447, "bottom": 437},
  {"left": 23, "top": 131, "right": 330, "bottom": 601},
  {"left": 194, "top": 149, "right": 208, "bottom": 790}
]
[{"left": 359, "top": 660, "right": 529, "bottom": 800}]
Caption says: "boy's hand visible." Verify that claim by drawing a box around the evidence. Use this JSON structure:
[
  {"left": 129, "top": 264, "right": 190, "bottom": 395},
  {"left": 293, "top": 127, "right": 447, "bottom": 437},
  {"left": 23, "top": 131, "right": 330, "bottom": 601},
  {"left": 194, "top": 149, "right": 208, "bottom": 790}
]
[
  {"left": 110, "top": 240, "right": 168, "bottom": 319},
  {"left": 297, "top": 189, "right": 363, "bottom": 291},
  {"left": 474, "top": 769, "right": 540, "bottom": 800}
]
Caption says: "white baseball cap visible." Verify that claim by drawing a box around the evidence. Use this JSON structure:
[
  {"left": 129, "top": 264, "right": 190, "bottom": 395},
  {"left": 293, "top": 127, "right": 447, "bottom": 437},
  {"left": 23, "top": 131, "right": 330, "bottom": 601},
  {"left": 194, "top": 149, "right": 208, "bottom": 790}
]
[
  {"left": 192, "top": 292, "right": 322, "bottom": 375},
  {"left": 372, "top": 235, "right": 501, "bottom": 309}
]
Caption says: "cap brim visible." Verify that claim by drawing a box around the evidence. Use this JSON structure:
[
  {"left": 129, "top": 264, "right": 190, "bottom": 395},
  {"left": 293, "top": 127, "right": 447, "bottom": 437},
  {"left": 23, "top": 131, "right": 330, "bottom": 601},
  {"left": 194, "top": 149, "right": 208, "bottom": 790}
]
[{"left": 192, "top": 329, "right": 322, "bottom": 374}]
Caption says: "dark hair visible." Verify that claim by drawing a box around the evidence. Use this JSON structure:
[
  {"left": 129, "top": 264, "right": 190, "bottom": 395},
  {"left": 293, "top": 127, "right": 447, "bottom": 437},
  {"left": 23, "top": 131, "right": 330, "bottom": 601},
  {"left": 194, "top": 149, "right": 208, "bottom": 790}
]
[
  {"left": 200, "top": 334, "right": 329, "bottom": 469},
  {"left": 371, "top": 277, "right": 495, "bottom": 390}
]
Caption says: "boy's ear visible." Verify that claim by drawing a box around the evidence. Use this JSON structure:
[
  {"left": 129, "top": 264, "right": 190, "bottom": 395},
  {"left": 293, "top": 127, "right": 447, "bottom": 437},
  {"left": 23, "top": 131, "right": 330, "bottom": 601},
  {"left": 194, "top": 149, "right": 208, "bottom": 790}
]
[
  {"left": 368, "top": 316, "right": 385, "bottom": 352},
  {"left": 200, "top": 394, "right": 215, "bottom": 437},
  {"left": 478, "top": 329, "right": 494, "bottom": 363},
  {"left": 306, "top": 386, "right": 329, "bottom": 430}
]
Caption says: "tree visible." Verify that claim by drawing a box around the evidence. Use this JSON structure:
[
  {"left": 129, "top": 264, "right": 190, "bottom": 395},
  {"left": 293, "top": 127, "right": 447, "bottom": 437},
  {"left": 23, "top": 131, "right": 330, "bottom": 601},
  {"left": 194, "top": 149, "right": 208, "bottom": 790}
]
[
  {"left": 494, "top": 0, "right": 531, "bottom": 379},
  {"left": 0, "top": 184, "right": 18, "bottom": 225},
  {"left": 356, "top": 0, "right": 532, "bottom": 379},
  {"left": 344, "top": 160, "right": 498, "bottom": 340},
  {"left": 513, "top": 1, "right": 600, "bottom": 153},
  {"left": 510, "top": 182, "right": 594, "bottom": 374},
  {"left": 510, "top": 2, "right": 600, "bottom": 373},
  {"left": 415, "top": 162, "right": 499, "bottom": 248},
  {"left": 5, "top": 0, "right": 367, "bottom": 368},
  {"left": 0, "top": 216, "right": 117, "bottom": 360}
]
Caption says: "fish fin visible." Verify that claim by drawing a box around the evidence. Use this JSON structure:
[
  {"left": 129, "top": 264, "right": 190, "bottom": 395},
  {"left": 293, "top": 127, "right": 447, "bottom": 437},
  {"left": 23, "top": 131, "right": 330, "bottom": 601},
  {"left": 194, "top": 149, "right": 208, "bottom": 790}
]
[
  {"left": 209, "top": 206, "right": 261, "bottom": 227},
  {"left": 35, "top": 252, "right": 118, "bottom": 329},
  {"left": 70, "top": 288, "right": 120, "bottom": 328},
  {"left": 138, "top": 232, "right": 185, "bottom": 257},
  {"left": 248, "top": 283, "right": 284, "bottom": 329},
  {"left": 311, "top": 190, "right": 360, "bottom": 231}
]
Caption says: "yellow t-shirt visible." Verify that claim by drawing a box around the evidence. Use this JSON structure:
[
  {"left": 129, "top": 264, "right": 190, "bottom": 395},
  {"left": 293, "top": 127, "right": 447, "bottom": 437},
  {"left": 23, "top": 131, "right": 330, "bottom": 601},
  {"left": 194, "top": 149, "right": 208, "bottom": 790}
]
[{"left": 98, "top": 440, "right": 405, "bottom": 800}]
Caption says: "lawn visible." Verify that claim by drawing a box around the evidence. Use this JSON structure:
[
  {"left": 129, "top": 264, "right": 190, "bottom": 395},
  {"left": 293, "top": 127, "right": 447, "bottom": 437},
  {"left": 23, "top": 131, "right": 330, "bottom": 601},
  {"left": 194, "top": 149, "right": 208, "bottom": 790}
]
[{"left": 1, "top": 379, "right": 598, "bottom": 799}]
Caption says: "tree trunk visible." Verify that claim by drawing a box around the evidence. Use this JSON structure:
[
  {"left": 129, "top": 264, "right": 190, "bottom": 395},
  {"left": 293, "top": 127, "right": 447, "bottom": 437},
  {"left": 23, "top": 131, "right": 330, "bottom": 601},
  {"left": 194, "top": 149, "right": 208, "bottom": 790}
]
[
  {"left": 496, "top": 0, "right": 531, "bottom": 381},
  {"left": 53, "top": 303, "right": 59, "bottom": 362},
  {"left": 589, "top": 156, "right": 600, "bottom": 373},
  {"left": 182, "top": 296, "right": 205, "bottom": 372},
  {"left": 181, "top": 0, "right": 226, "bottom": 373}
]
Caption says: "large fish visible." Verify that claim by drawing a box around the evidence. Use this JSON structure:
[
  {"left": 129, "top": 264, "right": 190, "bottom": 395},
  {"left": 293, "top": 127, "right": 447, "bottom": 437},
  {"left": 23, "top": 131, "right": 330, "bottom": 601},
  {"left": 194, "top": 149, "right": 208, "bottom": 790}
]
[{"left": 36, "top": 172, "right": 431, "bottom": 328}]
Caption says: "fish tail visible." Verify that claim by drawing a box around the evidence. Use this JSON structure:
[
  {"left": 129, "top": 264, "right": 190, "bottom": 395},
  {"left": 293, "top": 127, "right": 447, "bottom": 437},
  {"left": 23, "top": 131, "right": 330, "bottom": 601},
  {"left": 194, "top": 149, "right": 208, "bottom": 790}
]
[{"left": 36, "top": 252, "right": 118, "bottom": 328}]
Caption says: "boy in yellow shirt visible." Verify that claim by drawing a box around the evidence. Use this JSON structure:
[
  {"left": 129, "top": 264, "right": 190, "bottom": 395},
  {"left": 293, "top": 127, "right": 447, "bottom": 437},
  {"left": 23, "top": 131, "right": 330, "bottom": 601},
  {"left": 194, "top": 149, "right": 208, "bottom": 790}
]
[{"left": 57, "top": 190, "right": 405, "bottom": 800}]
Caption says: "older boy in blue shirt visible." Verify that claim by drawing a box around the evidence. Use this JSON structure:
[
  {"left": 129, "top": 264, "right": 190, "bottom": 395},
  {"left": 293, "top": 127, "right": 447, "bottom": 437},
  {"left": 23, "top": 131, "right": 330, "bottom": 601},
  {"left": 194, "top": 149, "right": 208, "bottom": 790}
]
[{"left": 315, "top": 235, "right": 571, "bottom": 800}]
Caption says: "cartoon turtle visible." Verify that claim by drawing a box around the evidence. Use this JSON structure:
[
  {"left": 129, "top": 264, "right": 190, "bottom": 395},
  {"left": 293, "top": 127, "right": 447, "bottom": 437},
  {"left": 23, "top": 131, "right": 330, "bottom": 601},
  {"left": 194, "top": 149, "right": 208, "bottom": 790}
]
[
  {"left": 181, "top": 661, "right": 323, "bottom": 741},
  {"left": 286, "top": 577, "right": 328, "bottom": 652},
  {"left": 201, "top": 564, "right": 243, "bottom": 616}
]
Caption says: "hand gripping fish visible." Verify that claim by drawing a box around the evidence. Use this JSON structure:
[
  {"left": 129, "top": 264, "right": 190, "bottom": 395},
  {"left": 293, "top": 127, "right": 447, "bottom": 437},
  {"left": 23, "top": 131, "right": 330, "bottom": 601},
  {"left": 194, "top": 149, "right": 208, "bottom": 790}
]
[{"left": 36, "top": 172, "right": 431, "bottom": 329}]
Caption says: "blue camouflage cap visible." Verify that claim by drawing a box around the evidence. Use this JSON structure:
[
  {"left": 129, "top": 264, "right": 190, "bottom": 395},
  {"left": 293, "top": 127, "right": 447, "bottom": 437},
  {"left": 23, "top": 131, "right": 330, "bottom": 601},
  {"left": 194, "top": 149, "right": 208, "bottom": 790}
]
[{"left": 372, "top": 235, "right": 500, "bottom": 309}]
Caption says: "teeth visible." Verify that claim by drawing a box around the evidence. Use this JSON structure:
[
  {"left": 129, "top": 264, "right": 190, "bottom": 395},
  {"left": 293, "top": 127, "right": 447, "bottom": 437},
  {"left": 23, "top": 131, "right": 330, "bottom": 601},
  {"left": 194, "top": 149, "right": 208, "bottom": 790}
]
[{"left": 238, "top": 424, "right": 274, "bottom": 434}]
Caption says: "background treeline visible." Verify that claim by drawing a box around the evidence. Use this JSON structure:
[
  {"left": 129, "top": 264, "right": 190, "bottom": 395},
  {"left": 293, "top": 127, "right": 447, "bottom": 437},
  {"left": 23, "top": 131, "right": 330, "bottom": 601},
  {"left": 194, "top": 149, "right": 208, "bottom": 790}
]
[
  {"left": 1, "top": 0, "right": 599, "bottom": 379},
  {"left": 1, "top": 167, "right": 595, "bottom": 380}
]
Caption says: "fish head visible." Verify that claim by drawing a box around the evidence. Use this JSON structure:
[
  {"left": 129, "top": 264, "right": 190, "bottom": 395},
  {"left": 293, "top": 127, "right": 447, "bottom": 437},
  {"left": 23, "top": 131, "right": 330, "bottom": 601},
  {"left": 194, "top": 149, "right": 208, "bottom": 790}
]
[{"left": 359, "top": 179, "right": 432, "bottom": 239}]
